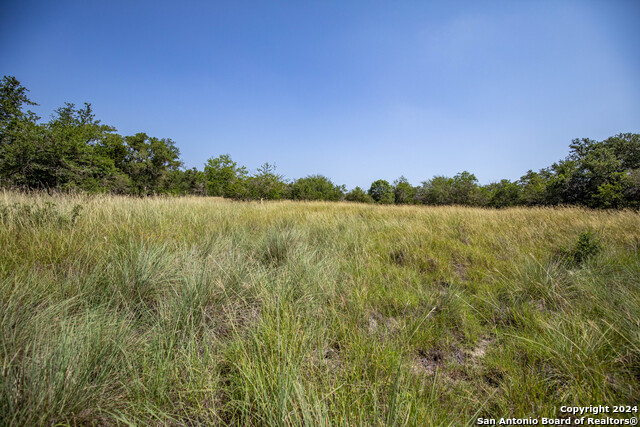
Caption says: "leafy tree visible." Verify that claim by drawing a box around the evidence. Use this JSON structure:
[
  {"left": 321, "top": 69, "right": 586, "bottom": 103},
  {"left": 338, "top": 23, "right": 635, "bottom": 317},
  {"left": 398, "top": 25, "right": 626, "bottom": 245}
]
[
  {"left": 45, "top": 103, "right": 121, "bottom": 191},
  {"left": 0, "top": 120, "right": 48, "bottom": 188},
  {"left": 416, "top": 176, "right": 453, "bottom": 205},
  {"left": 623, "top": 169, "right": 640, "bottom": 207},
  {"left": 368, "top": 179, "right": 394, "bottom": 204},
  {"left": 543, "top": 161, "right": 578, "bottom": 205},
  {"left": 1, "top": 96, "right": 121, "bottom": 191},
  {"left": 247, "top": 163, "right": 287, "bottom": 200},
  {"left": 606, "top": 133, "right": 640, "bottom": 170},
  {"left": 204, "top": 154, "right": 248, "bottom": 198},
  {"left": 416, "top": 172, "right": 481, "bottom": 206},
  {"left": 518, "top": 170, "right": 549, "bottom": 206},
  {"left": 162, "top": 168, "right": 206, "bottom": 195},
  {"left": 451, "top": 171, "right": 480, "bottom": 205},
  {"left": 592, "top": 180, "right": 626, "bottom": 208},
  {"left": 124, "top": 133, "right": 182, "bottom": 195},
  {"left": 345, "top": 186, "right": 374, "bottom": 203},
  {"left": 485, "top": 179, "right": 521, "bottom": 208},
  {"left": 393, "top": 176, "right": 417, "bottom": 204},
  {"left": 289, "top": 175, "right": 345, "bottom": 201},
  {"left": 0, "top": 76, "right": 40, "bottom": 187},
  {"left": 0, "top": 76, "right": 38, "bottom": 137}
]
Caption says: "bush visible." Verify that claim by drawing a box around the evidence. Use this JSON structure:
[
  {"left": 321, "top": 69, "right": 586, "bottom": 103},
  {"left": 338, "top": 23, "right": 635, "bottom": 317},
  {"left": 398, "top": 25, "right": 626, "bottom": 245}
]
[
  {"left": 345, "top": 186, "right": 374, "bottom": 203},
  {"left": 289, "top": 175, "right": 345, "bottom": 201},
  {"left": 368, "top": 179, "right": 394, "bottom": 204},
  {"left": 558, "top": 231, "right": 602, "bottom": 265}
]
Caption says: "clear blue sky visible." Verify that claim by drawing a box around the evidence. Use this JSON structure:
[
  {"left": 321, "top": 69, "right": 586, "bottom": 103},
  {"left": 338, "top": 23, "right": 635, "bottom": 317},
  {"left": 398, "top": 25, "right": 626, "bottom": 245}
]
[{"left": 2, "top": 0, "right": 639, "bottom": 189}]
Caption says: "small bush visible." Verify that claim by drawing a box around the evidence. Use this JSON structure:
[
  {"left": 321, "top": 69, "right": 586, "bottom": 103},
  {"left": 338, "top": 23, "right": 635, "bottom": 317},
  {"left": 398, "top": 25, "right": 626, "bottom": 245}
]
[{"left": 558, "top": 231, "right": 602, "bottom": 265}]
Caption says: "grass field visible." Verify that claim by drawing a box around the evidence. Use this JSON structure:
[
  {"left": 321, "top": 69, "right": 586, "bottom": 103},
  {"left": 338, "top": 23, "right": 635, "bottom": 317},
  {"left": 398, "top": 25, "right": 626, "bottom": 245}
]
[{"left": 1, "top": 191, "right": 639, "bottom": 425}]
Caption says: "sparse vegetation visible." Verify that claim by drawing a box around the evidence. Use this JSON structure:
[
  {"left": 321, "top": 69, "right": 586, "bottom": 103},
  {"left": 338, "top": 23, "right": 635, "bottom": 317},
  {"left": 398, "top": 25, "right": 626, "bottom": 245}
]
[{"left": 1, "top": 191, "right": 638, "bottom": 425}]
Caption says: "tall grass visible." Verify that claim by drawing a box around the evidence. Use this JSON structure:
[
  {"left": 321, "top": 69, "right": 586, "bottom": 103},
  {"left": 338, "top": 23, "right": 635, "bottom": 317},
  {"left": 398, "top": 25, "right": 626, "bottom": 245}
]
[{"left": 0, "top": 191, "right": 638, "bottom": 425}]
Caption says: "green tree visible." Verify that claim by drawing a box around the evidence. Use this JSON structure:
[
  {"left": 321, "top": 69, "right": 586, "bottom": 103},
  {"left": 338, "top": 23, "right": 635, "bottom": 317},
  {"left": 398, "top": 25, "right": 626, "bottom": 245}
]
[
  {"left": 345, "top": 186, "right": 374, "bottom": 203},
  {"left": 124, "top": 133, "right": 182, "bottom": 195},
  {"left": 393, "top": 176, "right": 417, "bottom": 204},
  {"left": 563, "top": 135, "right": 640, "bottom": 207},
  {"left": 368, "top": 179, "right": 394, "bottom": 204},
  {"left": 247, "top": 163, "right": 287, "bottom": 200},
  {"left": 518, "top": 170, "right": 550, "bottom": 206},
  {"left": 606, "top": 133, "right": 640, "bottom": 170},
  {"left": 44, "top": 103, "right": 121, "bottom": 191},
  {"left": 163, "top": 168, "right": 206, "bottom": 195},
  {"left": 204, "top": 154, "right": 248, "bottom": 198},
  {"left": 416, "top": 176, "right": 453, "bottom": 205},
  {"left": 623, "top": 169, "right": 640, "bottom": 207},
  {"left": 1, "top": 97, "right": 122, "bottom": 191},
  {"left": 289, "top": 175, "right": 345, "bottom": 201},
  {"left": 0, "top": 76, "right": 40, "bottom": 187},
  {"left": 0, "top": 76, "right": 38, "bottom": 137},
  {"left": 451, "top": 171, "right": 480, "bottom": 205},
  {"left": 485, "top": 179, "right": 521, "bottom": 208}
]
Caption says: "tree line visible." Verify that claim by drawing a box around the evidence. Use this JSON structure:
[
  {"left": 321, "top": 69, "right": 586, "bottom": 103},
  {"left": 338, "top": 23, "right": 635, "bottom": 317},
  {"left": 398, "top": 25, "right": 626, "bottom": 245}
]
[{"left": 1, "top": 76, "right": 639, "bottom": 208}]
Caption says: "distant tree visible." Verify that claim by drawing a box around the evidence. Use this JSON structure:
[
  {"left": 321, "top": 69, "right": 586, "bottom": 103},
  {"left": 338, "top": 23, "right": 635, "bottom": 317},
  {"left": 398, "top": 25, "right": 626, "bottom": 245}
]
[
  {"left": 164, "top": 167, "right": 206, "bottom": 195},
  {"left": 0, "top": 76, "right": 38, "bottom": 137},
  {"left": 204, "top": 154, "right": 248, "bottom": 198},
  {"left": 450, "top": 171, "right": 480, "bottom": 205},
  {"left": 416, "top": 176, "right": 453, "bottom": 205},
  {"left": 44, "top": 103, "right": 123, "bottom": 191},
  {"left": 543, "top": 161, "right": 577, "bottom": 205},
  {"left": 0, "top": 121, "right": 47, "bottom": 188},
  {"left": 562, "top": 135, "right": 640, "bottom": 207},
  {"left": 393, "top": 176, "right": 417, "bottom": 204},
  {"left": 3, "top": 75, "right": 640, "bottom": 207},
  {"left": 416, "top": 172, "right": 481, "bottom": 206},
  {"left": 247, "top": 162, "right": 287, "bottom": 200},
  {"left": 606, "top": 133, "right": 640, "bottom": 170},
  {"left": 485, "top": 179, "right": 521, "bottom": 208},
  {"left": 124, "top": 133, "right": 182, "bottom": 195},
  {"left": 289, "top": 175, "right": 345, "bottom": 201},
  {"left": 518, "top": 170, "right": 549, "bottom": 206},
  {"left": 0, "top": 76, "right": 40, "bottom": 187},
  {"left": 623, "top": 169, "right": 640, "bottom": 207},
  {"left": 368, "top": 179, "right": 394, "bottom": 204},
  {"left": 1, "top": 97, "right": 122, "bottom": 190},
  {"left": 345, "top": 186, "right": 374, "bottom": 203}
]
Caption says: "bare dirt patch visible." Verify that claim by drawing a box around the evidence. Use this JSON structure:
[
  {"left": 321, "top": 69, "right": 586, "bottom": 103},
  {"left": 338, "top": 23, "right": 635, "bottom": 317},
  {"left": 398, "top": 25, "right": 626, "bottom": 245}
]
[
  {"left": 469, "top": 337, "right": 494, "bottom": 359},
  {"left": 323, "top": 342, "right": 341, "bottom": 370},
  {"left": 412, "top": 337, "right": 494, "bottom": 378},
  {"left": 206, "top": 301, "right": 261, "bottom": 339},
  {"left": 367, "top": 312, "right": 401, "bottom": 336}
]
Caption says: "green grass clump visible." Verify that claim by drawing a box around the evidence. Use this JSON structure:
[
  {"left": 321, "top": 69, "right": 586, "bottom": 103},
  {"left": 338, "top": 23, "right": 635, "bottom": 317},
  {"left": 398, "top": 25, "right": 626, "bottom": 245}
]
[
  {"left": 556, "top": 230, "right": 603, "bottom": 266},
  {"left": 0, "top": 191, "right": 638, "bottom": 425}
]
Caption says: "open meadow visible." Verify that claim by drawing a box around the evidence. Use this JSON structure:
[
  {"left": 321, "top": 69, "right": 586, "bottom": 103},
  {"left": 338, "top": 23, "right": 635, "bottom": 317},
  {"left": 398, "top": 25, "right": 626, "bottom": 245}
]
[{"left": 1, "top": 192, "right": 639, "bottom": 425}]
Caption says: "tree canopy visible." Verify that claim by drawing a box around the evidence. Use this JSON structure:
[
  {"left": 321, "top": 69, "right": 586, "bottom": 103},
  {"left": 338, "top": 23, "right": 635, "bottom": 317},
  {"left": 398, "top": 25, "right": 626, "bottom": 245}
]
[{"left": 1, "top": 75, "right": 639, "bottom": 209}]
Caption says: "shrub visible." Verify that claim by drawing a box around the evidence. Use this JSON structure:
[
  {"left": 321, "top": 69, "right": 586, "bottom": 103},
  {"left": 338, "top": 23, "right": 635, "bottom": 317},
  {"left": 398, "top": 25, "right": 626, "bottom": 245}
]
[
  {"left": 289, "top": 175, "right": 345, "bottom": 201},
  {"left": 368, "top": 179, "right": 394, "bottom": 204},
  {"left": 345, "top": 186, "right": 374, "bottom": 203},
  {"left": 558, "top": 231, "right": 602, "bottom": 265}
]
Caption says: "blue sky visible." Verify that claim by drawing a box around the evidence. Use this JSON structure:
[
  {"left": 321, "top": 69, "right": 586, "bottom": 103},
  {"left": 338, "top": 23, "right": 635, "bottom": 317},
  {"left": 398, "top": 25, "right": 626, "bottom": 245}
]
[{"left": 1, "top": 0, "right": 639, "bottom": 189}]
